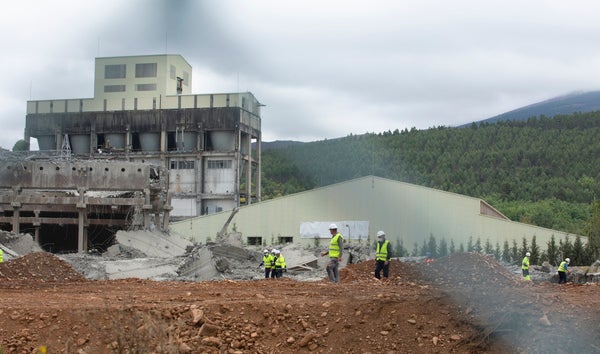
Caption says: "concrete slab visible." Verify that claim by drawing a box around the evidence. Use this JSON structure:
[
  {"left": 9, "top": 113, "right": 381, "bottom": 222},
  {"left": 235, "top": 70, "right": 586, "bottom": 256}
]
[
  {"left": 102, "top": 258, "right": 179, "bottom": 280},
  {"left": 115, "top": 230, "right": 192, "bottom": 258}
]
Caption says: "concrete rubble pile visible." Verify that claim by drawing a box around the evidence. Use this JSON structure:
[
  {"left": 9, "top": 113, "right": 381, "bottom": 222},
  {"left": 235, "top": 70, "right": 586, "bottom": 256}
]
[{"left": 2, "top": 228, "right": 599, "bottom": 284}]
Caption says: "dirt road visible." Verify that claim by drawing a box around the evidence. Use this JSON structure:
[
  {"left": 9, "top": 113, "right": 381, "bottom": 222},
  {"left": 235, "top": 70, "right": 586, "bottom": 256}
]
[{"left": 1, "top": 252, "right": 599, "bottom": 353}]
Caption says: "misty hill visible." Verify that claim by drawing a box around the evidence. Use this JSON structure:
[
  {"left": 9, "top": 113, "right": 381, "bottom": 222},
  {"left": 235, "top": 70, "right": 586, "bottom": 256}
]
[{"left": 470, "top": 91, "right": 600, "bottom": 125}]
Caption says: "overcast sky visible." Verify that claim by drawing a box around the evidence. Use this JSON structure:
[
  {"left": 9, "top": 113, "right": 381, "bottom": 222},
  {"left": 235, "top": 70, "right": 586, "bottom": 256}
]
[{"left": 2, "top": 0, "right": 600, "bottom": 149}]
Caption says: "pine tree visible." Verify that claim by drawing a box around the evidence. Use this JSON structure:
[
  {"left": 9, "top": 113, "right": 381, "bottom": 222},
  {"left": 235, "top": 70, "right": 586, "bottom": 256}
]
[
  {"left": 438, "top": 238, "right": 448, "bottom": 258},
  {"left": 412, "top": 242, "right": 419, "bottom": 257},
  {"left": 474, "top": 237, "right": 482, "bottom": 253},
  {"left": 494, "top": 242, "right": 501, "bottom": 260},
  {"left": 428, "top": 234, "right": 438, "bottom": 258},
  {"left": 572, "top": 235, "right": 586, "bottom": 266},
  {"left": 502, "top": 240, "right": 511, "bottom": 262},
  {"left": 530, "top": 235, "right": 540, "bottom": 265},
  {"left": 467, "top": 236, "right": 474, "bottom": 252},
  {"left": 449, "top": 239, "right": 456, "bottom": 254},
  {"left": 511, "top": 239, "right": 519, "bottom": 263},
  {"left": 520, "top": 237, "right": 529, "bottom": 258},
  {"left": 484, "top": 238, "right": 493, "bottom": 254},
  {"left": 559, "top": 235, "right": 573, "bottom": 262},
  {"left": 546, "top": 235, "right": 559, "bottom": 266}
]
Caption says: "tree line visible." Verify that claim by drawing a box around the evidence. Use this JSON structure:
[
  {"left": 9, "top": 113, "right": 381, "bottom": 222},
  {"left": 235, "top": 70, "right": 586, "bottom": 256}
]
[{"left": 387, "top": 232, "right": 594, "bottom": 266}]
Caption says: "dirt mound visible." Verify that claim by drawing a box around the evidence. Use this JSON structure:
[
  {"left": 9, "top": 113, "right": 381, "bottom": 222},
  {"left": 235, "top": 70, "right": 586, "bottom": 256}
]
[
  {"left": 0, "top": 252, "right": 87, "bottom": 282},
  {"left": 0, "top": 253, "right": 599, "bottom": 353}
]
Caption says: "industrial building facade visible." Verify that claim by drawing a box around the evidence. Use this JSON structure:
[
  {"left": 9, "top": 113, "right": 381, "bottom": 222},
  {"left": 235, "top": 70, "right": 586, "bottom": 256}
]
[
  {"left": 0, "top": 54, "right": 262, "bottom": 252},
  {"left": 170, "top": 176, "right": 578, "bottom": 251},
  {"left": 24, "top": 54, "right": 262, "bottom": 217}
]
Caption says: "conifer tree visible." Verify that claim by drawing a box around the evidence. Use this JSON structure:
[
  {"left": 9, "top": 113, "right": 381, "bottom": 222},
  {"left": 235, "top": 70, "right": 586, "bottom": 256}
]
[
  {"left": 502, "top": 240, "right": 511, "bottom": 262},
  {"left": 546, "top": 235, "right": 559, "bottom": 266},
  {"left": 530, "top": 235, "right": 540, "bottom": 265}
]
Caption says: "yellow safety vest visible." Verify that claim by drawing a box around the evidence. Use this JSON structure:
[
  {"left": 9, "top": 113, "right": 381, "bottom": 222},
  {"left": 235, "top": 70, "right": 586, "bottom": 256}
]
[
  {"left": 0, "top": 248, "right": 3, "bottom": 263},
  {"left": 558, "top": 261, "right": 567, "bottom": 272},
  {"left": 329, "top": 233, "right": 343, "bottom": 258},
  {"left": 376, "top": 240, "right": 390, "bottom": 261},
  {"left": 521, "top": 256, "right": 529, "bottom": 270},
  {"left": 275, "top": 255, "right": 286, "bottom": 269},
  {"left": 263, "top": 254, "right": 273, "bottom": 269}
]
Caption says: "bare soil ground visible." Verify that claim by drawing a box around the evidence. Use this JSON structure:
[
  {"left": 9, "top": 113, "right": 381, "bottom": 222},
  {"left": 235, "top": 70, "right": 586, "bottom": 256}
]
[{"left": 1, "top": 252, "right": 599, "bottom": 353}]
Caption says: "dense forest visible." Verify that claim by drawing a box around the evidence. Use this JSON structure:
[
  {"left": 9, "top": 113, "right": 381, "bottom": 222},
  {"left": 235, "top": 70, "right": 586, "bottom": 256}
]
[{"left": 260, "top": 111, "right": 600, "bottom": 242}]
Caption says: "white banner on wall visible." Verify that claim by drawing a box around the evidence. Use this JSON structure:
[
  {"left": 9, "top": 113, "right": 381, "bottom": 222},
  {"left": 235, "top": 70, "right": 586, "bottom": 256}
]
[{"left": 300, "top": 221, "right": 370, "bottom": 240}]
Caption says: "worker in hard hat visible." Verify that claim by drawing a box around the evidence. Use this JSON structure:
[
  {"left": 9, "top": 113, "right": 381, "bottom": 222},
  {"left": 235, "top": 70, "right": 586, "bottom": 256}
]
[
  {"left": 257, "top": 249, "right": 274, "bottom": 278},
  {"left": 521, "top": 252, "right": 531, "bottom": 281},
  {"left": 270, "top": 249, "right": 278, "bottom": 278},
  {"left": 557, "top": 258, "right": 570, "bottom": 284},
  {"left": 374, "top": 230, "right": 392, "bottom": 279},
  {"left": 320, "top": 223, "right": 344, "bottom": 283},
  {"left": 273, "top": 249, "right": 286, "bottom": 278}
]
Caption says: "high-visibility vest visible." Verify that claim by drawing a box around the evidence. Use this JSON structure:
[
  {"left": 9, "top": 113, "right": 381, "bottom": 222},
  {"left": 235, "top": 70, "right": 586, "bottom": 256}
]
[
  {"left": 263, "top": 255, "right": 273, "bottom": 269},
  {"left": 558, "top": 261, "right": 567, "bottom": 272},
  {"left": 275, "top": 255, "right": 286, "bottom": 269},
  {"left": 376, "top": 240, "right": 390, "bottom": 261},
  {"left": 329, "top": 233, "right": 343, "bottom": 258},
  {"left": 521, "top": 256, "right": 529, "bottom": 270},
  {"left": 0, "top": 248, "right": 3, "bottom": 263}
]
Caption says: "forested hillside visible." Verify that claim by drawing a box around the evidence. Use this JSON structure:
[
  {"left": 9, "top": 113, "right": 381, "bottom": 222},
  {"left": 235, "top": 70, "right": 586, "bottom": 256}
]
[{"left": 261, "top": 111, "right": 600, "bottom": 236}]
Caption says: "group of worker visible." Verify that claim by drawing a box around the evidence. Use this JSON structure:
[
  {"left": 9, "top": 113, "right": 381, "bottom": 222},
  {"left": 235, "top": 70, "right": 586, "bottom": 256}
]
[
  {"left": 258, "top": 223, "right": 393, "bottom": 283},
  {"left": 257, "top": 248, "right": 286, "bottom": 278},
  {"left": 521, "top": 252, "right": 571, "bottom": 283}
]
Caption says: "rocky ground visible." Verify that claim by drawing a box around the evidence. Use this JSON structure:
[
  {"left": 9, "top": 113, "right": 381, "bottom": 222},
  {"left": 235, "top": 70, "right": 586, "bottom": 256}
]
[{"left": 1, "top": 250, "right": 599, "bottom": 353}]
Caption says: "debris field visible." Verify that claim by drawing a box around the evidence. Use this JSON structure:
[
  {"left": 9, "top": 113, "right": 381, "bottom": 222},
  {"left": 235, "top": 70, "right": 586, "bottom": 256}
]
[{"left": 1, "top": 251, "right": 599, "bottom": 353}]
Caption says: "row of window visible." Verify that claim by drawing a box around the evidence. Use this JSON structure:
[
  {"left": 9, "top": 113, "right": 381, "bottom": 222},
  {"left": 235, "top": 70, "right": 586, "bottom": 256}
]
[
  {"left": 104, "top": 84, "right": 157, "bottom": 93},
  {"left": 105, "top": 63, "right": 157, "bottom": 79},
  {"left": 105, "top": 63, "right": 189, "bottom": 84},
  {"left": 170, "top": 160, "right": 232, "bottom": 170}
]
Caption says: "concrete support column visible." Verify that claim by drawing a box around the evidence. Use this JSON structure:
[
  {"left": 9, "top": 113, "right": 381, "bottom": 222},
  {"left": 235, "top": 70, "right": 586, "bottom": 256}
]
[
  {"left": 11, "top": 206, "right": 20, "bottom": 234},
  {"left": 125, "top": 124, "right": 131, "bottom": 156},
  {"left": 11, "top": 187, "right": 21, "bottom": 234},
  {"left": 256, "top": 133, "right": 262, "bottom": 202},
  {"left": 33, "top": 210, "right": 40, "bottom": 244},
  {"left": 143, "top": 188, "right": 152, "bottom": 229},
  {"left": 77, "top": 209, "right": 86, "bottom": 253},
  {"left": 76, "top": 188, "right": 87, "bottom": 253},
  {"left": 245, "top": 133, "right": 252, "bottom": 205},
  {"left": 160, "top": 124, "right": 167, "bottom": 153}
]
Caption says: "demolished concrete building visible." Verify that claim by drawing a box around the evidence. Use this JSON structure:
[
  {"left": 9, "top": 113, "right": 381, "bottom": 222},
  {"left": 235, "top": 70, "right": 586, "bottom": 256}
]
[{"left": 0, "top": 54, "right": 263, "bottom": 253}]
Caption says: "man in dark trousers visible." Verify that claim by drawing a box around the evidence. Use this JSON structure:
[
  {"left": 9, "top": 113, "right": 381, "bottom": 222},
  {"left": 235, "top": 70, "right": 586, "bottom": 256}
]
[{"left": 374, "top": 230, "right": 392, "bottom": 279}]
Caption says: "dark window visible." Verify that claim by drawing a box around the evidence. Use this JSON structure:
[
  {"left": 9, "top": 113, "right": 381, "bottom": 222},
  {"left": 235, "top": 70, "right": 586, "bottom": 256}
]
[
  {"left": 104, "top": 85, "right": 126, "bottom": 93},
  {"left": 105, "top": 64, "right": 126, "bottom": 79},
  {"left": 247, "top": 237, "right": 262, "bottom": 246},
  {"left": 135, "top": 63, "right": 157, "bottom": 78},
  {"left": 170, "top": 160, "right": 195, "bottom": 169},
  {"left": 136, "top": 83, "right": 157, "bottom": 91},
  {"left": 207, "top": 160, "right": 232, "bottom": 169}
]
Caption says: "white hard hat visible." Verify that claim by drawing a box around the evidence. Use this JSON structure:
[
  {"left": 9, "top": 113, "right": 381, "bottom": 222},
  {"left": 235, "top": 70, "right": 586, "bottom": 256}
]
[
  {"left": 263, "top": 249, "right": 269, "bottom": 254},
  {"left": 377, "top": 230, "right": 385, "bottom": 237},
  {"left": 565, "top": 258, "right": 570, "bottom": 263},
  {"left": 329, "top": 223, "right": 338, "bottom": 230},
  {"left": 526, "top": 252, "right": 530, "bottom": 257},
  {"left": 275, "top": 249, "right": 281, "bottom": 254},
  {"left": 271, "top": 249, "right": 277, "bottom": 253}
]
